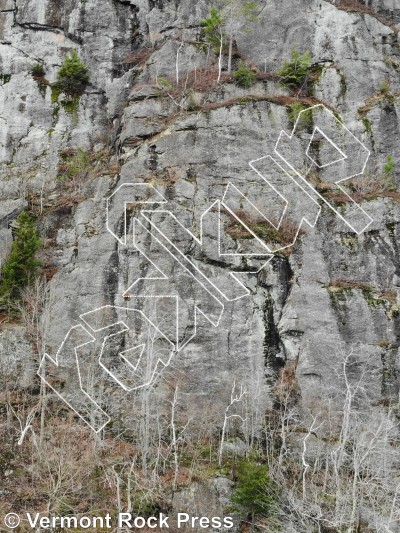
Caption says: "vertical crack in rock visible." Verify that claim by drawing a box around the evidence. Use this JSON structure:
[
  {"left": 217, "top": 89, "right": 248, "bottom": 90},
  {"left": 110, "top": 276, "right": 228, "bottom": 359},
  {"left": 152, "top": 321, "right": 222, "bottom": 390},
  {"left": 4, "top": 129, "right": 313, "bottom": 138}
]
[{"left": 261, "top": 256, "right": 294, "bottom": 385}]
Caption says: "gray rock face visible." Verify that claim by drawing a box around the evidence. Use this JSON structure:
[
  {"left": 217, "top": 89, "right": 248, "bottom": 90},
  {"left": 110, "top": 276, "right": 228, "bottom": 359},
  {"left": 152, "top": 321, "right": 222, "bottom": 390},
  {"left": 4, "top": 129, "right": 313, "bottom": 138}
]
[
  {"left": 0, "top": 0, "right": 400, "bottom": 449},
  {"left": 172, "top": 477, "right": 237, "bottom": 532}
]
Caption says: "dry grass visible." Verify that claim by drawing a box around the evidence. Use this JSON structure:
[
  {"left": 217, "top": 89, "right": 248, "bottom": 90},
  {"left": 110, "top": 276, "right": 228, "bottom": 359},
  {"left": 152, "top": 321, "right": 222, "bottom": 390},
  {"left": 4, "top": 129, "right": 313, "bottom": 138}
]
[
  {"left": 328, "top": 278, "right": 373, "bottom": 291},
  {"left": 224, "top": 208, "right": 304, "bottom": 251},
  {"left": 378, "top": 289, "right": 398, "bottom": 305},
  {"left": 332, "top": 0, "right": 398, "bottom": 32},
  {"left": 326, "top": 188, "right": 400, "bottom": 204},
  {"left": 143, "top": 167, "right": 182, "bottom": 187},
  {"left": 179, "top": 67, "right": 230, "bottom": 93},
  {"left": 128, "top": 69, "right": 231, "bottom": 110},
  {"left": 56, "top": 147, "right": 120, "bottom": 198},
  {"left": 124, "top": 46, "right": 158, "bottom": 67},
  {"left": 154, "top": 68, "right": 231, "bottom": 97},
  {"left": 133, "top": 65, "right": 307, "bottom": 106},
  {"left": 307, "top": 172, "right": 400, "bottom": 204},
  {"left": 38, "top": 252, "right": 59, "bottom": 282},
  {"left": 327, "top": 280, "right": 398, "bottom": 309},
  {"left": 255, "top": 70, "right": 280, "bottom": 82},
  {"left": 344, "top": 173, "right": 400, "bottom": 203},
  {"left": 358, "top": 91, "right": 400, "bottom": 114},
  {"left": 201, "top": 94, "right": 334, "bottom": 113}
]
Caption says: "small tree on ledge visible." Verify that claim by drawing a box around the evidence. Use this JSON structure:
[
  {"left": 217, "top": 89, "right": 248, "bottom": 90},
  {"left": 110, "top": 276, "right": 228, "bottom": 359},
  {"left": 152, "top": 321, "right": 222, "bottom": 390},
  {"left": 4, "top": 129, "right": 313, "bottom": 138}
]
[{"left": 55, "top": 50, "right": 89, "bottom": 94}]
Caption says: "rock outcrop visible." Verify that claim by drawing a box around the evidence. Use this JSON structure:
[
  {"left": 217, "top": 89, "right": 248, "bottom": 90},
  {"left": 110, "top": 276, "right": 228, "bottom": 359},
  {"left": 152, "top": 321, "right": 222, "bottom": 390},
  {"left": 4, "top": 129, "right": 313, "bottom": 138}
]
[{"left": 1, "top": 0, "right": 400, "bottom": 528}]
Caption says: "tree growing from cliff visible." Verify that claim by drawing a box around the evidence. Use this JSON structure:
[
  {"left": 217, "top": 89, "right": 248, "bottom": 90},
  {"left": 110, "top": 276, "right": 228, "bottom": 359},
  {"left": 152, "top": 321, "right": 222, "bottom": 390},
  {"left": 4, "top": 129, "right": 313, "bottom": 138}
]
[
  {"left": 277, "top": 48, "right": 313, "bottom": 93},
  {"left": 200, "top": 2, "right": 259, "bottom": 79},
  {"left": 0, "top": 212, "right": 41, "bottom": 303},
  {"left": 201, "top": 6, "right": 224, "bottom": 81},
  {"left": 232, "top": 61, "right": 256, "bottom": 88},
  {"left": 56, "top": 50, "right": 89, "bottom": 94},
  {"left": 219, "top": 0, "right": 259, "bottom": 75}
]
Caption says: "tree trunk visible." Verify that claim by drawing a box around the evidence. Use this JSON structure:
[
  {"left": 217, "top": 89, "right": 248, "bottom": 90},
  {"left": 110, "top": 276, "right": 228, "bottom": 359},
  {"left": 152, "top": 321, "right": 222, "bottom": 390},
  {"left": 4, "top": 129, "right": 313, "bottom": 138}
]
[
  {"left": 228, "top": 35, "right": 233, "bottom": 75},
  {"left": 217, "top": 31, "right": 223, "bottom": 83}
]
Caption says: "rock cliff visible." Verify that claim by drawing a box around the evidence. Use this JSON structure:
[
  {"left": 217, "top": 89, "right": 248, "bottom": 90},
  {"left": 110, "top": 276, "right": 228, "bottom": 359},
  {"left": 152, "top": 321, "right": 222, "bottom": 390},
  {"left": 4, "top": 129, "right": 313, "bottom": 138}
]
[{"left": 1, "top": 0, "right": 400, "bottom": 531}]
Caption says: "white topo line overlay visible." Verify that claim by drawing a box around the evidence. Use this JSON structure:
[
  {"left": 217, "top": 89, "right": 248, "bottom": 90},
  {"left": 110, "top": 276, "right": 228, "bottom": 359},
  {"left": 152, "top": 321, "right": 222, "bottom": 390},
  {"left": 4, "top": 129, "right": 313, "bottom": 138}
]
[
  {"left": 274, "top": 104, "right": 373, "bottom": 235},
  {"left": 37, "top": 104, "right": 373, "bottom": 432}
]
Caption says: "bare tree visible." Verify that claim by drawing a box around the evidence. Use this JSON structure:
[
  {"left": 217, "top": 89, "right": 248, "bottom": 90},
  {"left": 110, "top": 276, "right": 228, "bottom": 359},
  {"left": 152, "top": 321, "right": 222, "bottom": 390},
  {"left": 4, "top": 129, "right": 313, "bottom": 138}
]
[
  {"left": 276, "top": 351, "right": 400, "bottom": 532},
  {"left": 218, "top": 380, "right": 247, "bottom": 466},
  {"left": 18, "top": 277, "right": 54, "bottom": 446}
]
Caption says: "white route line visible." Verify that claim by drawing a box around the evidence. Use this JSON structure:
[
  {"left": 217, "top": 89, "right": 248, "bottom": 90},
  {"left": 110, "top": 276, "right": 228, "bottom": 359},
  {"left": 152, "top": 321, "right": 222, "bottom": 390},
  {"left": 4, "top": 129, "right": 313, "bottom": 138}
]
[
  {"left": 38, "top": 324, "right": 111, "bottom": 433},
  {"left": 80, "top": 306, "right": 176, "bottom": 390},
  {"left": 38, "top": 307, "right": 176, "bottom": 432},
  {"left": 38, "top": 104, "right": 374, "bottom": 432},
  {"left": 274, "top": 104, "right": 373, "bottom": 235}
]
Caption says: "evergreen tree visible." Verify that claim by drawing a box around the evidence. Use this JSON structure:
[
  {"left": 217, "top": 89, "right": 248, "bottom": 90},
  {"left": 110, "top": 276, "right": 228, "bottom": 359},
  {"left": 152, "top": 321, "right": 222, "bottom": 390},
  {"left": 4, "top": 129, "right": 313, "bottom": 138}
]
[
  {"left": 231, "top": 459, "right": 278, "bottom": 519},
  {"left": 200, "top": 6, "right": 224, "bottom": 49},
  {"left": 277, "top": 48, "right": 313, "bottom": 91},
  {"left": 200, "top": 6, "right": 225, "bottom": 82},
  {"left": 56, "top": 50, "right": 89, "bottom": 94},
  {"left": 0, "top": 211, "right": 41, "bottom": 301}
]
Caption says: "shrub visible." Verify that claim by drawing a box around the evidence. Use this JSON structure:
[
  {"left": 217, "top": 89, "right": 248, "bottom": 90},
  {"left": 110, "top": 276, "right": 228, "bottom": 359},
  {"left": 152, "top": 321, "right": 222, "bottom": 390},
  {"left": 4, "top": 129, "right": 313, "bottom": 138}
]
[
  {"left": 186, "top": 91, "right": 202, "bottom": 111},
  {"left": 55, "top": 50, "right": 89, "bottom": 94},
  {"left": 31, "top": 64, "right": 48, "bottom": 97},
  {"left": 124, "top": 47, "right": 156, "bottom": 67},
  {"left": 273, "top": 364, "right": 301, "bottom": 406},
  {"left": 184, "top": 67, "right": 227, "bottom": 92},
  {"left": 0, "top": 74, "right": 11, "bottom": 84},
  {"left": 384, "top": 154, "right": 395, "bottom": 189},
  {"left": 225, "top": 209, "right": 303, "bottom": 249},
  {"left": 384, "top": 154, "right": 395, "bottom": 177},
  {"left": 379, "top": 78, "right": 391, "bottom": 94},
  {"left": 231, "top": 458, "right": 278, "bottom": 519},
  {"left": 57, "top": 148, "right": 91, "bottom": 182},
  {"left": 232, "top": 62, "right": 256, "bottom": 88},
  {"left": 277, "top": 48, "right": 313, "bottom": 91},
  {"left": 156, "top": 76, "right": 174, "bottom": 91},
  {"left": 0, "top": 212, "right": 41, "bottom": 302},
  {"left": 287, "top": 102, "right": 313, "bottom": 127},
  {"left": 31, "top": 63, "right": 45, "bottom": 78}
]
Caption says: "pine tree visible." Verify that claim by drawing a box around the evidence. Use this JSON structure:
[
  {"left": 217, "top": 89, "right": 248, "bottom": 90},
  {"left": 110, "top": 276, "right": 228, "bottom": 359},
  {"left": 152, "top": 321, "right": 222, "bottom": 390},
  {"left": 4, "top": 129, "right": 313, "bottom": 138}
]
[
  {"left": 200, "top": 6, "right": 224, "bottom": 49},
  {"left": 231, "top": 459, "right": 278, "bottom": 519},
  {"left": 277, "top": 48, "right": 313, "bottom": 91},
  {"left": 0, "top": 212, "right": 41, "bottom": 302},
  {"left": 200, "top": 6, "right": 225, "bottom": 82},
  {"left": 56, "top": 50, "right": 89, "bottom": 94}
]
